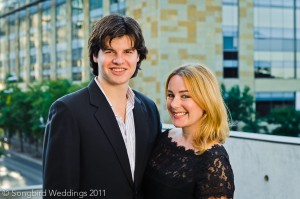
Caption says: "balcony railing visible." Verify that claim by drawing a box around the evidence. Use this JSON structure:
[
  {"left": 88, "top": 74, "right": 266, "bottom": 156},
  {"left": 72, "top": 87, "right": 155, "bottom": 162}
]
[{"left": 1, "top": 126, "right": 300, "bottom": 199}]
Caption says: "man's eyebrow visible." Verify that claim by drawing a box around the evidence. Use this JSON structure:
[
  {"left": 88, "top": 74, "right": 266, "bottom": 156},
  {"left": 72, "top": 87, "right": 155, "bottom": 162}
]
[
  {"left": 125, "top": 47, "right": 136, "bottom": 51},
  {"left": 103, "top": 47, "right": 114, "bottom": 50}
]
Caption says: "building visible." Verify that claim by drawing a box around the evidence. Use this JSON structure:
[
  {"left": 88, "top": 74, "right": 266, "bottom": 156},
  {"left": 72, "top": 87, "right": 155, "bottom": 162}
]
[{"left": 0, "top": 0, "right": 299, "bottom": 122}]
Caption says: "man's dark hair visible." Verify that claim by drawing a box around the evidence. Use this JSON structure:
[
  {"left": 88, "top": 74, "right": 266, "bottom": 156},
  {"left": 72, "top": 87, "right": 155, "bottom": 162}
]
[{"left": 88, "top": 14, "right": 148, "bottom": 77}]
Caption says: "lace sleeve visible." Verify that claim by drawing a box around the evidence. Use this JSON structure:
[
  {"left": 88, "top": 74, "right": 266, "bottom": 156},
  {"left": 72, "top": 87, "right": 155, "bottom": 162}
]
[{"left": 195, "top": 151, "right": 235, "bottom": 199}]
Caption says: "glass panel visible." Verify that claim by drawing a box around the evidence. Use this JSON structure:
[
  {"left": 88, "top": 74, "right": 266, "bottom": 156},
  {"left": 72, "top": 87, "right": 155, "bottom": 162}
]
[
  {"left": 110, "top": 0, "right": 125, "bottom": 15},
  {"left": 72, "top": 0, "right": 83, "bottom": 81},
  {"left": 56, "top": 1, "right": 67, "bottom": 79},
  {"left": 0, "top": 18, "right": 5, "bottom": 81},
  {"left": 255, "top": 92, "right": 295, "bottom": 117},
  {"left": 9, "top": 14, "right": 16, "bottom": 77},
  {"left": 42, "top": 2, "right": 51, "bottom": 81},
  {"left": 90, "top": 0, "right": 103, "bottom": 20},
  {"left": 254, "top": 2, "right": 297, "bottom": 79},
  {"left": 222, "top": 0, "right": 238, "bottom": 78}
]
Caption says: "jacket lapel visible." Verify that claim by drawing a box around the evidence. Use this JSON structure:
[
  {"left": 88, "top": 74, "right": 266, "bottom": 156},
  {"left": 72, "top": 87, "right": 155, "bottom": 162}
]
[
  {"left": 88, "top": 80, "right": 133, "bottom": 186},
  {"left": 133, "top": 95, "right": 150, "bottom": 184}
]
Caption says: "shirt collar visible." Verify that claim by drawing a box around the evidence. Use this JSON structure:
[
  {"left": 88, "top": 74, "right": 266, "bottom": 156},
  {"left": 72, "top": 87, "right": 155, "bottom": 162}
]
[{"left": 94, "top": 77, "right": 135, "bottom": 108}]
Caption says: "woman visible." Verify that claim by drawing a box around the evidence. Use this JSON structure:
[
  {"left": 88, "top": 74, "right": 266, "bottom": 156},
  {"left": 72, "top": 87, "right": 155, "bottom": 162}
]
[{"left": 143, "top": 63, "right": 235, "bottom": 199}]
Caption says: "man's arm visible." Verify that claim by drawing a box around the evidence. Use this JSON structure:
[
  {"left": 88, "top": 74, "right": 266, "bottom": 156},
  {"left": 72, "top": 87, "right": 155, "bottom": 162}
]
[{"left": 42, "top": 100, "right": 80, "bottom": 198}]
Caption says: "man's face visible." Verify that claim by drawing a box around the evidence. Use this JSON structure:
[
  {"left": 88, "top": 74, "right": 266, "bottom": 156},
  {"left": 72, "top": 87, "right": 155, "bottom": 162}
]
[{"left": 93, "top": 35, "right": 140, "bottom": 87}]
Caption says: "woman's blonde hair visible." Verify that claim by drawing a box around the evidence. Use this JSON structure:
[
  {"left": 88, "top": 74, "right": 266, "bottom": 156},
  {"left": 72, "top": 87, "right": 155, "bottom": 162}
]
[{"left": 165, "top": 63, "right": 230, "bottom": 154}]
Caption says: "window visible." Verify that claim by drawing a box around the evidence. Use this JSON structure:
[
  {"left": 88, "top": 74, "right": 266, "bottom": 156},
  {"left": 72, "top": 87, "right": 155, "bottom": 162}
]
[
  {"left": 222, "top": 0, "right": 239, "bottom": 78},
  {"left": 110, "top": 0, "right": 125, "bottom": 15},
  {"left": 254, "top": 1, "right": 298, "bottom": 79},
  {"left": 256, "top": 92, "right": 295, "bottom": 117},
  {"left": 72, "top": 0, "right": 83, "bottom": 81}
]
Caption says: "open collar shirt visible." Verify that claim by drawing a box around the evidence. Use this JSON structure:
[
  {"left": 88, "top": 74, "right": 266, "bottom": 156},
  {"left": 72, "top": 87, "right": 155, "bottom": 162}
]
[{"left": 94, "top": 77, "right": 136, "bottom": 180}]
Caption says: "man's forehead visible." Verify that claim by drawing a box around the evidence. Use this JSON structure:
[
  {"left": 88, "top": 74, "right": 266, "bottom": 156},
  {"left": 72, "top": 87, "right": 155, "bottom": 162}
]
[{"left": 104, "top": 36, "right": 135, "bottom": 47}]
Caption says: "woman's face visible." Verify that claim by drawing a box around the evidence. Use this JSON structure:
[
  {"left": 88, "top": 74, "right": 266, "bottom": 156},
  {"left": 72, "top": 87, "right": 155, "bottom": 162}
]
[{"left": 166, "top": 75, "right": 205, "bottom": 132}]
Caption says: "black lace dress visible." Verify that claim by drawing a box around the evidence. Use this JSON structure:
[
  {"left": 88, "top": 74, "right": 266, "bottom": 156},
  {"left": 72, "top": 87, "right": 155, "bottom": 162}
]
[{"left": 143, "top": 130, "right": 235, "bottom": 199}]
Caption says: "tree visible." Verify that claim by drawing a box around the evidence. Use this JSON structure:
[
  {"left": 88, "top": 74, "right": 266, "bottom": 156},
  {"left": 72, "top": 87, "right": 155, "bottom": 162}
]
[
  {"left": 267, "top": 108, "right": 300, "bottom": 137},
  {"left": 0, "top": 84, "right": 18, "bottom": 146},
  {"left": 27, "top": 79, "right": 73, "bottom": 156},
  {"left": 9, "top": 87, "right": 33, "bottom": 152},
  {"left": 221, "top": 84, "right": 264, "bottom": 132},
  {"left": 0, "top": 78, "right": 87, "bottom": 156}
]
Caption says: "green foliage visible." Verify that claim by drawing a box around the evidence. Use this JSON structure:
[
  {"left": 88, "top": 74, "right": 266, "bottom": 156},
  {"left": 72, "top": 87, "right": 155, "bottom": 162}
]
[
  {"left": 267, "top": 108, "right": 300, "bottom": 137},
  {"left": 0, "top": 84, "right": 19, "bottom": 139},
  {"left": 0, "top": 146, "right": 5, "bottom": 156},
  {"left": 221, "top": 84, "right": 269, "bottom": 133},
  {"left": 222, "top": 84, "right": 256, "bottom": 131},
  {"left": 0, "top": 79, "right": 88, "bottom": 150},
  {"left": 0, "top": 129, "right": 5, "bottom": 156}
]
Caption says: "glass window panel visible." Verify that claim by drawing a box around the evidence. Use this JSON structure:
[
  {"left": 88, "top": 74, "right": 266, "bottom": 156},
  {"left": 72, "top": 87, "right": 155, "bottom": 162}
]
[
  {"left": 255, "top": 38, "right": 294, "bottom": 51},
  {"left": 282, "top": 8, "right": 294, "bottom": 29},
  {"left": 255, "top": 7, "right": 271, "bottom": 28},
  {"left": 271, "top": 0, "right": 285, "bottom": 7},
  {"left": 56, "top": 2, "right": 66, "bottom": 21},
  {"left": 223, "top": 36, "right": 234, "bottom": 50},
  {"left": 110, "top": 0, "right": 125, "bottom": 15},
  {"left": 90, "top": 0, "right": 103, "bottom": 10},
  {"left": 57, "top": 0, "right": 66, "bottom": 5},
  {"left": 222, "top": 26, "right": 238, "bottom": 36},
  {"left": 29, "top": 5, "right": 38, "bottom": 14},
  {"left": 254, "top": 0, "right": 271, "bottom": 7},
  {"left": 42, "top": 0, "right": 51, "bottom": 9},
  {"left": 222, "top": 5, "right": 238, "bottom": 27},
  {"left": 282, "top": 0, "right": 294, "bottom": 7},
  {"left": 297, "top": 59, "right": 300, "bottom": 79},
  {"left": 224, "top": 51, "right": 238, "bottom": 60},
  {"left": 271, "top": 7, "right": 284, "bottom": 28},
  {"left": 72, "top": 0, "right": 83, "bottom": 16},
  {"left": 223, "top": 0, "right": 238, "bottom": 5},
  {"left": 283, "top": 28, "right": 294, "bottom": 39},
  {"left": 223, "top": 67, "right": 238, "bottom": 78},
  {"left": 256, "top": 92, "right": 294, "bottom": 100},
  {"left": 223, "top": 60, "right": 238, "bottom": 68}
]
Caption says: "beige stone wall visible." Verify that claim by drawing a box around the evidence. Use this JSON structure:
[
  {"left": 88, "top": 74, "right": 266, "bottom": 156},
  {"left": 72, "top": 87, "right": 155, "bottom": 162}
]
[
  {"left": 238, "top": 0, "right": 255, "bottom": 92},
  {"left": 1, "top": 0, "right": 300, "bottom": 122},
  {"left": 128, "top": 0, "right": 223, "bottom": 122}
]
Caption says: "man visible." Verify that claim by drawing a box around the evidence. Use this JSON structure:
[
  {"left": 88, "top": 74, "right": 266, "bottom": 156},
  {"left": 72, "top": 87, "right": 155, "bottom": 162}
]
[{"left": 42, "top": 14, "right": 161, "bottom": 199}]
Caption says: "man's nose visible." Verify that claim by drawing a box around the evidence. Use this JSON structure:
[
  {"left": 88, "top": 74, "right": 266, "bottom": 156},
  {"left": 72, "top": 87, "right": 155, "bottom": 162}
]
[{"left": 112, "top": 53, "right": 125, "bottom": 65}]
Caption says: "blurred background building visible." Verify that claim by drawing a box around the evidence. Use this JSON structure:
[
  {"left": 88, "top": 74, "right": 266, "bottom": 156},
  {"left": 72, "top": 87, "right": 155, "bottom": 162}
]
[{"left": 0, "top": 0, "right": 299, "bottom": 122}]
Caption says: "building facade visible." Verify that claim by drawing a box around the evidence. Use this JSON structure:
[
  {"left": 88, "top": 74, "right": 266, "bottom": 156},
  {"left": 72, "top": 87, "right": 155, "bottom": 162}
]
[{"left": 0, "top": 0, "right": 299, "bottom": 122}]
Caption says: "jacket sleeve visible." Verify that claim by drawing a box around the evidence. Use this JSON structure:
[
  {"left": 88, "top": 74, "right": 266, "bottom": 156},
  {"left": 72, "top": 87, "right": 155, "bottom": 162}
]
[{"left": 42, "top": 100, "right": 81, "bottom": 198}]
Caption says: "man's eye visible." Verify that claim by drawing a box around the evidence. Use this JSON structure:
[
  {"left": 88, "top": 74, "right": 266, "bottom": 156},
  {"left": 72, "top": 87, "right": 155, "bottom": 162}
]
[
  {"left": 104, "top": 50, "right": 112, "bottom": 54},
  {"left": 125, "top": 50, "right": 133, "bottom": 54}
]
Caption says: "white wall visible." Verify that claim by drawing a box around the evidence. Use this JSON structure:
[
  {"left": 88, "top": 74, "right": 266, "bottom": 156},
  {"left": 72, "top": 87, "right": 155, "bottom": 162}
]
[{"left": 225, "top": 131, "right": 300, "bottom": 199}]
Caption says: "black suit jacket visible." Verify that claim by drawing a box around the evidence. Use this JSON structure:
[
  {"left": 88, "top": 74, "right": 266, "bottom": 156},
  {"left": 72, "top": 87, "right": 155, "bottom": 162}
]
[{"left": 42, "top": 80, "right": 161, "bottom": 199}]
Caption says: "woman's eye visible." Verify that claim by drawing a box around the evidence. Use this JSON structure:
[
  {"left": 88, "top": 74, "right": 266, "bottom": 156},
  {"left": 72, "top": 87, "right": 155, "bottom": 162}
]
[
  {"left": 167, "top": 94, "right": 174, "bottom": 98},
  {"left": 182, "top": 95, "right": 190, "bottom": 99}
]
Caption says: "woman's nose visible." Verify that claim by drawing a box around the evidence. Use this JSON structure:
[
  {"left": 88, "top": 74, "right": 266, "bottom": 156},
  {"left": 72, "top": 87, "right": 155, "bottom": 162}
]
[{"left": 170, "top": 96, "right": 180, "bottom": 108}]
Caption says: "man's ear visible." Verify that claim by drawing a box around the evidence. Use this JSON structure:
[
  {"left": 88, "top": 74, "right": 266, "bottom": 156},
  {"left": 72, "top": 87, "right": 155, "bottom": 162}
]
[
  {"left": 137, "top": 54, "right": 140, "bottom": 62},
  {"left": 93, "top": 55, "right": 98, "bottom": 63}
]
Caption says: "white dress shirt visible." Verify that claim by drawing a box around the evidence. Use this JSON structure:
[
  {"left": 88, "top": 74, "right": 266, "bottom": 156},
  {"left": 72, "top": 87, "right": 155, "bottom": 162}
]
[{"left": 95, "top": 78, "right": 136, "bottom": 180}]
